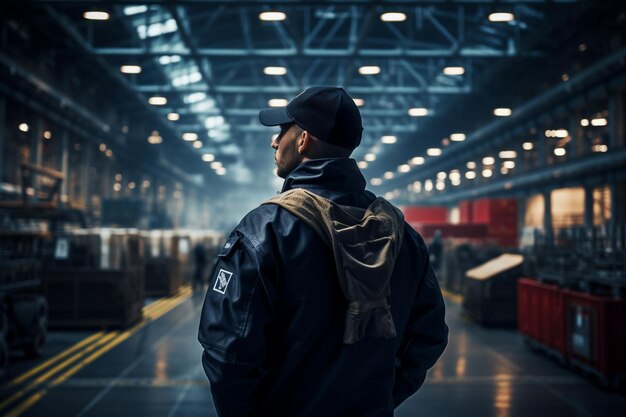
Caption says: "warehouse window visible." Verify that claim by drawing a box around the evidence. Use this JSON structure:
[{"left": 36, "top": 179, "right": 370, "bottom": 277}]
[
  {"left": 593, "top": 186, "right": 611, "bottom": 226},
  {"left": 551, "top": 187, "right": 584, "bottom": 229},
  {"left": 524, "top": 194, "right": 544, "bottom": 229}
]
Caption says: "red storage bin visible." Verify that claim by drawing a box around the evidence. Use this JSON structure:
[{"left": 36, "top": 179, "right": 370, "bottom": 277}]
[
  {"left": 401, "top": 206, "right": 448, "bottom": 224},
  {"left": 472, "top": 198, "right": 517, "bottom": 224},
  {"left": 563, "top": 289, "right": 626, "bottom": 383}
]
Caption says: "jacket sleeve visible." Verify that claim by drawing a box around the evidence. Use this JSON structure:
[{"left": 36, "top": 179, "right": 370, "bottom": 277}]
[
  {"left": 197, "top": 227, "right": 277, "bottom": 417},
  {"left": 393, "top": 234, "right": 448, "bottom": 407}
]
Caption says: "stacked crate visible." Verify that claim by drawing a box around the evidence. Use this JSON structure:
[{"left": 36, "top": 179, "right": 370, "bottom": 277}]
[{"left": 472, "top": 198, "right": 518, "bottom": 247}]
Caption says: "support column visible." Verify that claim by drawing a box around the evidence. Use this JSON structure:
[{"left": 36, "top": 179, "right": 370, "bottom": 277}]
[
  {"left": 31, "top": 117, "right": 43, "bottom": 167},
  {"left": 543, "top": 190, "right": 553, "bottom": 242},
  {"left": 0, "top": 95, "right": 6, "bottom": 184},
  {"left": 59, "top": 130, "right": 70, "bottom": 203},
  {"left": 82, "top": 143, "right": 93, "bottom": 212},
  {"left": 584, "top": 184, "right": 594, "bottom": 230}
]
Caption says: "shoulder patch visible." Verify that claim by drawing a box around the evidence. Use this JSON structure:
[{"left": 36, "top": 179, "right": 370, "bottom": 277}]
[{"left": 213, "top": 269, "right": 234, "bottom": 294}]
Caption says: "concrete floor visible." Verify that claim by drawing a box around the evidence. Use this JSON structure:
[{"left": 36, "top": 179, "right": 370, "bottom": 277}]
[{"left": 1, "top": 290, "right": 625, "bottom": 417}]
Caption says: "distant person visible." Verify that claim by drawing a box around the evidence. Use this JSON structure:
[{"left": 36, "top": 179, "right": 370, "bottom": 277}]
[
  {"left": 429, "top": 229, "right": 444, "bottom": 272},
  {"left": 198, "top": 86, "right": 448, "bottom": 417},
  {"left": 192, "top": 243, "right": 207, "bottom": 291}
]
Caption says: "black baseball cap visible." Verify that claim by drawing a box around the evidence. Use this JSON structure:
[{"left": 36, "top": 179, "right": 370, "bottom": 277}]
[{"left": 259, "top": 86, "right": 363, "bottom": 150}]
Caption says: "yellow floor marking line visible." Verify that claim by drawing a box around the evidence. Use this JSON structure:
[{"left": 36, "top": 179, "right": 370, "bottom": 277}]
[
  {"left": 0, "top": 332, "right": 118, "bottom": 412},
  {"left": 7, "top": 332, "right": 105, "bottom": 387},
  {"left": 4, "top": 286, "right": 194, "bottom": 417},
  {"left": 441, "top": 288, "right": 463, "bottom": 304}
]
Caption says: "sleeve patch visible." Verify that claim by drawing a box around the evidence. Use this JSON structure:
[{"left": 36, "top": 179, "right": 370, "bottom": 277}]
[{"left": 213, "top": 269, "right": 234, "bottom": 294}]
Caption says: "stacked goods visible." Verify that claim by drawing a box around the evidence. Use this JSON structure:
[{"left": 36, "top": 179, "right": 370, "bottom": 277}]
[
  {"left": 472, "top": 198, "right": 518, "bottom": 247},
  {"left": 44, "top": 228, "right": 144, "bottom": 329},
  {"left": 462, "top": 254, "right": 524, "bottom": 327},
  {"left": 459, "top": 201, "right": 473, "bottom": 224},
  {"left": 401, "top": 206, "right": 448, "bottom": 231}
]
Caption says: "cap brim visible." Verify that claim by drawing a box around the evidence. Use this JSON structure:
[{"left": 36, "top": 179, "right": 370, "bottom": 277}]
[{"left": 259, "top": 107, "right": 293, "bottom": 126}]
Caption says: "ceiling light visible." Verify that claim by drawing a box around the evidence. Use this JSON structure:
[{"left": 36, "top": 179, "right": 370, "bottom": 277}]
[
  {"left": 364, "top": 153, "right": 376, "bottom": 162},
  {"left": 43, "top": 130, "right": 52, "bottom": 139},
  {"left": 148, "top": 96, "right": 167, "bottom": 106},
  {"left": 437, "top": 172, "right": 447, "bottom": 180},
  {"left": 18, "top": 123, "right": 29, "bottom": 132},
  {"left": 353, "top": 98, "right": 364, "bottom": 107},
  {"left": 159, "top": 55, "right": 181, "bottom": 65},
  {"left": 268, "top": 99, "right": 288, "bottom": 107},
  {"left": 370, "top": 178, "right": 383, "bottom": 186},
  {"left": 384, "top": 171, "right": 394, "bottom": 179},
  {"left": 263, "top": 66, "right": 287, "bottom": 75},
  {"left": 482, "top": 156, "right": 495, "bottom": 165},
  {"left": 358, "top": 161, "right": 368, "bottom": 169},
  {"left": 591, "top": 117, "right": 608, "bottom": 127},
  {"left": 503, "top": 161, "right": 516, "bottom": 169},
  {"left": 424, "top": 180, "right": 433, "bottom": 192},
  {"left": 99, "top": 143, "right": 107, "bottom": 152},
  {"left": 123, "top": 5, "right": 148, "bottom": 16},
  {"left": 148, "top": 130, "right": 162, "bottom": 144},
  {"left": 412, "top": 181, "right": 422, "bottom": 193},
  {"left": 499, "top": 150, "right": 517, "bottom": 159},
  {"left": 488, "top": 12, "right": 515, "bottom": 22},
  {"left": 128, "top": 181, "right": 136, "bottom": 190},
  {"left": 120, "top": 65, "right": 141, "bottom": 74},
  {"left": 467, "top": 161, "right": 476, "bottom": 169},
  {"left": 381, "top": 12, "right": 406, "bottom": 22},
  {"left": 443, "top": 66, "right": 465, "bottom": 76},
  {"left": 592, "top": 144, "right": 608, "bottom": 153},
  {"left": 113, "top": 183, "right": 122, "bottom": 192},
  {"left": 522, "top": 142, "right": 534, "bottom": 151},
  {"left": 494, "top": 108, "right": 512, "bottom": 117},
  {"left": 358, "top": 66, "right": 381, "bottom": 75},
  {"left": 482, "top": 169, "right": 493, "bottom": 178},
  {"left": 105, "top": 149, "right": 113, "bottom": 158},
  {"left": 193, "top": 141, "right": 203, "bottom": 149},
  {"left": 167, "top": 112, "right": 180, "bottom": 121},
  {"left": 465, "top": 171, "right": 477, "bottom": 180},
  {"left": 411, "top": 156, "right": 425, "bottom": 165},
  {"left": 580, "top": 119, "right": 589, "bottom": 126},
  {"left": 435, "top": 181, "right": 445, "bottom": 191},
  {"left": 215, "top": 167, "right": 227, "bottom": 176},
  {"left": 408, "top": 108, "right": 428, "bottom": 117},
  {"left": 381, "top": 135, "right": 397, "bottom": 144},
  {"left": 182, "top": 132, "right": 198, "bottom": 141},
  {"left": 554, "top": 147, "right": 566, "bottom": 156},
  {"left": 83, "top": 11, "right": 110, "bottom": 20},
  {"left": 202, "top": 153, "right": 215, "bottom": 162},
  {"left": 210, "top": 162, "right": 223, "bottom": 170},
  {"left": 398, "top": 164, "right": 411, "bottom": 173},
  {"left": 449, "top": 171, "right": 461, "bottom": 181},
  {"left": 426, "top": 148, "right": 442, "bottom": 156},
  {"left": 137, "top": 19, "right": 178, "bottom": 39},
  {"left": 450, "top": 133, "right": 466, "bottom": 142},
  {"left": 259, "top": 12, "right": 286, "bottom": 21}
]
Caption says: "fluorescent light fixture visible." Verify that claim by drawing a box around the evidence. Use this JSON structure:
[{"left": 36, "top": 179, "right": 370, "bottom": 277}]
[
  {"left": 205, "top": 116, "right": 225, "bottom": 129},
  {"left": 384, "top": 171, "right": 394, "bottom": 179},
  {"left": 503, "top": 161, "right": 516, "bottom": 169},
  {"left": 193, "top": 140, "right": 203, "bottom": 149},
  {"left": 364, "top": 153, "right": 376, "bottom": 162},
  {"left": 465, "top": 171, "right": 477, "bottom": 180},
  {"left": 137, "top": 19, "right": 177, "bottom": 39},
  {"left": 494, "top": 108, "right": 512, "bottom": 117},
  {"left": 580, "top": 119, "right": 590, "bottom": 127},
  {"left": 466, "top": 161, "right": 476, "bottom": 169},
  {"left": 370, "top": 178, "right": 383, "bottom": 186},
  {"left": 172, "top": 72, "right": 202, "bottom": 87},
  {"left": 499, "top": 150, "right": 517, "bottom": 159},
  {"left": 159, "top": 55, "right": 181, "bottom": 65},
  {"left": 123, "top": 5, "right": 148, "bottom": 15},
  {"left": 210, "top": 161, "right": 223, "bottom": 169},
  {"left": 167, "top": 112, "right": 180, "bottom": 121},
  {"left": 482, "top": 156, "right": 495, "bottom": 165},
  {"left": 215, "top": 167, "right": 227, "bottom": 176},
  {"left": 435, "top": 181, "right": 445, "bottom": 191},
  {"left": 381, "top": 12, "right": 406, "bottom": 22},
  {"left": 489, "top": 12, "right": 515, "bottom": 22},
  {"left": 482, "top": 169, "right": 493, "bottom": 178},
  {"left": 184, "top": 92, "right": 206, "bottom": 104},
  {"left": 426, "top": 148, "right": 442, "bottom": 156},
  {"left": 592, "top": 144, "right": 608, "bottom": 153},
  {"left": 408, "top": 108, "right": 428, "bottom": 117},
  {"left": 437, "top": 172, "right": 447, "bottom": 180},
  {"left": 358, "top": 161, "right": 368, "bottom": 169},
  {"left": 18, "top": 123, "right": 29, "bottom": 132},
  {"left": 268, "top": 99, "right": 288, "bottom": 107},
  {"left": 591, "top": 117, "right": 608, "bottom": 126},
  {"left": 358, "top": 66, "right": 381, "bottom": 75},
  {"left": 83, "top": 11, "right": 109, "bottom": 20},
  {"left": 546, "top": 129, "right": 569, "bottom": 138},
  {"left": 554, "top": 147, "right": 566, "bottom": 156},
  {"left": 381, "top": 135, "right": 397, "bottom": 144},
  {"left": 450, "top": 133, "right": 466, "bottom": 142},
  {"left": 259, "top": 11, "right": 286, "bottom": 21},
  {"left": 424, "top": 180, "right": 433, "bottom": 192},
  {"left": 398, "top": 164, "right": 411, "bottom": 173},
  {"left": 443, "top": 66, "right": 465, "bottom": 76},
  {"left": 449, "top": 170, "right": 461, "bottom": 181},
  {"left": 182, "top": 132, "right": 198, "bottom": 141},
  {"left": 411, "top": 156, "right": 425, "bottom": 165},
  {"left": 353, "top": 98, "right": 365, "bottom": 107},
  {"left": 202, "top": 153, "right": 215, "bottom": 162},
  {"left": 148, "top": 131, "right": 162, "bottom": 144},
  {"left": 120, "top": 65, "right": 142, "bottom": 74},
  {"left": 264, "top": 66, "right": 287, "bottom": 75},
  {"left": 148, "top": 96, "right": 167, "bottom": 106},
  {"left": 522, "top": 142, "right": 534, "bottom": 151}
]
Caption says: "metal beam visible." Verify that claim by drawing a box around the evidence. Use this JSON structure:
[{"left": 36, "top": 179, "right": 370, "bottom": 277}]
[
  {"left": 31, "top": 0, "right": 580, "bottom": 5},
  {"left": 134, "top": 85, "right": 471, "bottom": 94}
]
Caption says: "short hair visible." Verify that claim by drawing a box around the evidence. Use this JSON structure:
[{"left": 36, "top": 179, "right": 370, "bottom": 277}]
[{"left": 306, "top": 132, "right": 353, "bottom": 158}]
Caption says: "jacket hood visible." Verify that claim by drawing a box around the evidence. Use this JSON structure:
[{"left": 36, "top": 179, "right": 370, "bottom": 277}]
[
  {"left": 265, "top": 188, "right": 405, "bottom": 344},
  {"left": 281, "top": 158, "right": 367, "bottom": 193}
]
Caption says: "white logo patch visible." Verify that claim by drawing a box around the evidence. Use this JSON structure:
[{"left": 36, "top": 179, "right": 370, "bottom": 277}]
[{"left": 213, "top": 269, "right": 233, "bottom": 294}]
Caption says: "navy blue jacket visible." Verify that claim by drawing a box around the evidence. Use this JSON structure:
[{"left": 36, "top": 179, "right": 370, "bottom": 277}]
[{"left": 198, "top": 158, "right": 448, "bottom": 417}]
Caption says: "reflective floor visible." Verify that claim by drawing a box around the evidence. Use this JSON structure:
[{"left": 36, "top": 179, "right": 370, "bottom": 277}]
[{"left": 1, "top": 289, "right": 625, "bottom": 416}]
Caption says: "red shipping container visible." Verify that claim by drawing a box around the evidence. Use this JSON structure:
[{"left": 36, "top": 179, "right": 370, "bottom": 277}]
[
  {"left": 459, "top": 201, "right": 473, "bottom": 223},
  {"left": 401, "top": 206, "right": 448, "bottom": 224},
  {"left": 473, "top": 198, "right": 517, "bottom": 224},
  {"left": 563, "top": 289, "right": 626, "bottom": 382}
]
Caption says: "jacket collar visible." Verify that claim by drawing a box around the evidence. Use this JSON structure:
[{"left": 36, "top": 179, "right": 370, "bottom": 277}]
[{"left": 281, "top": 158, "right": 366, "bottom": 193}]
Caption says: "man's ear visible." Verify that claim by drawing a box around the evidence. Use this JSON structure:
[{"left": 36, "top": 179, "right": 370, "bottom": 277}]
[{"left": 297, "top": 131, "right": 313, "bottom": 155}]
